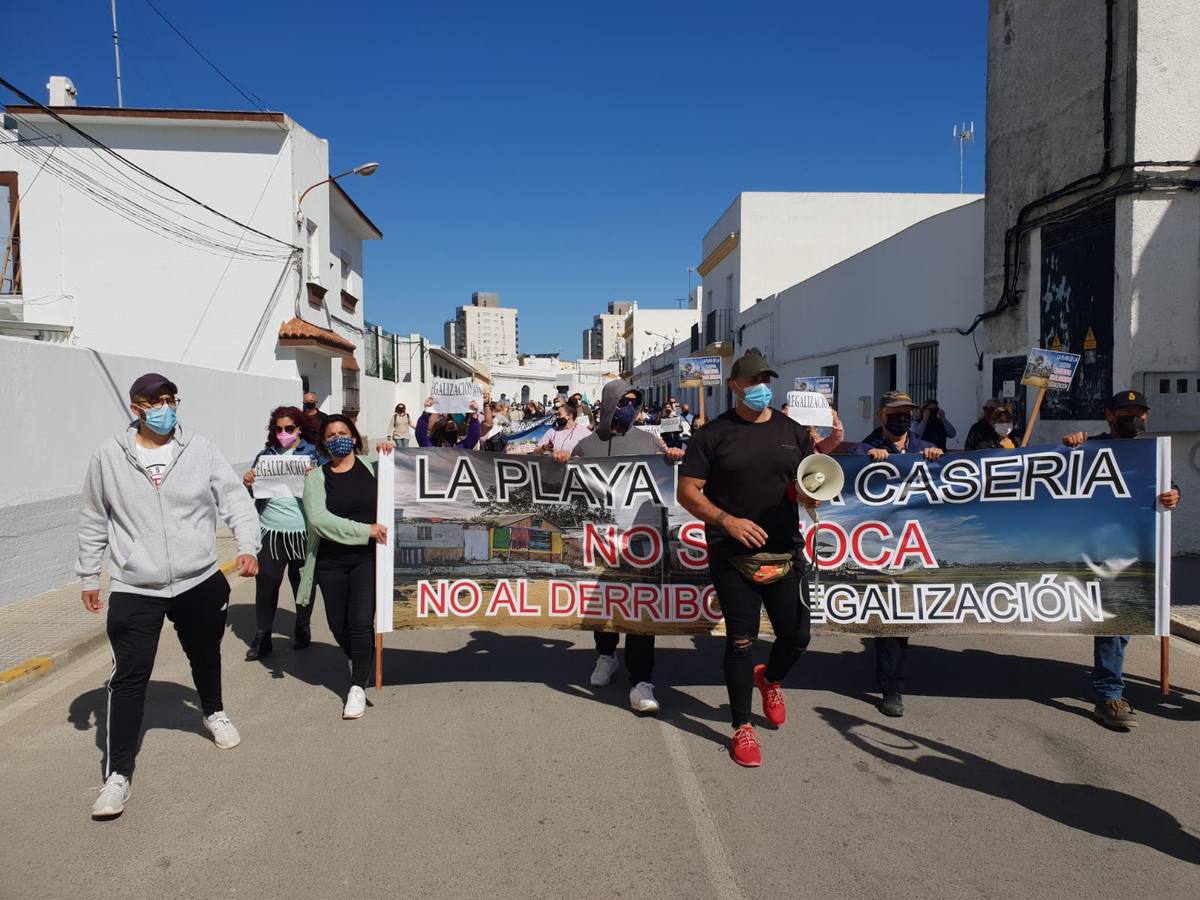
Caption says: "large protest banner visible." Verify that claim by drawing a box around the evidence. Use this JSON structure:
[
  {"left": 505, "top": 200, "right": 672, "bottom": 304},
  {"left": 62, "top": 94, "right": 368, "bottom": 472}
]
[{"left": 374, "top": 439, "right": 1172, "bottom": 638}]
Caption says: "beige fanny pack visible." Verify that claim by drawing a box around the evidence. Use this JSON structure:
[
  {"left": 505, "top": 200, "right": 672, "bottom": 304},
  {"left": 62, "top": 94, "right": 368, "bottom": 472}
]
[{"left": 728, "top": 552, "right": 795, "bottom": 585}]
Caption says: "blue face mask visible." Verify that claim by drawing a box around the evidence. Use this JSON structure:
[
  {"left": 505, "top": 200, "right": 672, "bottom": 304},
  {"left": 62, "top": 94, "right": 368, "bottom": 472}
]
[
  {"left": 143, "top": 405, "right": 177, "bottom": 435},
  {"left": 611, "top": 402, "right": 638, "bottom": 434},
  {"left": 324, "top": 436, "right": 356, "bottom": 458},
  {"left": 741, "top": 383, "right": 772, "bottom": 412}
]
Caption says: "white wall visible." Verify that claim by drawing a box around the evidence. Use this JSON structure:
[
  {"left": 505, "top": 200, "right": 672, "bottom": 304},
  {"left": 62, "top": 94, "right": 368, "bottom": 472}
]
[
  {"left": 1, "top": 115, "right": 301, "bottom": 379},
  {"left": 624, "top": 308, "right": 700, "bottom": 370},
  {"left": 0, "top": 336, "right": 299, "bottom": 606},
  {"left": 700, "top": 193, "right": 981, "bottom": 320},
  {"left": 730, "top": 200, "right": 985, "bottom": 435}
]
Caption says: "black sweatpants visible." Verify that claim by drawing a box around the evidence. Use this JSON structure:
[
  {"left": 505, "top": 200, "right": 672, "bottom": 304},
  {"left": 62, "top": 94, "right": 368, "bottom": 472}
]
[
  {"left": 594, "top": 631, "right": 655, "bottom": 685},
  {"left": 254, "top": 543, "right": 314, "bottom": 634},
  {"left": 106, "top": 571, "right": 231, "bottom": 778},
  {"left": 874, "top": 637, "right": 908, "bottom": 696},
  {"left": 316, "top": 553, "right": 375, "bottom": 688},
  {"left": 711, "top": 557, "right": 811, "bottom": 728}
]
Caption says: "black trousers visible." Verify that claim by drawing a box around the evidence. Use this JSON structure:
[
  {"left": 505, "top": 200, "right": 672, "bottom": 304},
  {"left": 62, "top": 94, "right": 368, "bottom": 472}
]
[
  {"left": 710, "top": 558, "right": 811, "bottom": 728},
  {"left": 105, "top": 571, "right": 230, "bottom": 778},
  {"left": 874, "top": 637, "right": 908, "bottom": 696},
  {"left": 254, "top": 541, "right": 314, "bottom": 634},
  {"left": 316, "top": 553, "right": 375, "bottom": 688},
  {"left": 594, "top": 631, "right": 655, "bottom": 685}
]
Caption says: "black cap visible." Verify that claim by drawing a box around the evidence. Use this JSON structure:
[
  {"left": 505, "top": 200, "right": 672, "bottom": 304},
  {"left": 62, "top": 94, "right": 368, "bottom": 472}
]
[
  {"left": 1106, "top": 390, "right": 1149, "bottom": 412},
  {"left": 729, "top": 348, "right": 779, "bottom": 380},
  {"left": 129, "top": 372, "right": 178, "bottom": 401}
]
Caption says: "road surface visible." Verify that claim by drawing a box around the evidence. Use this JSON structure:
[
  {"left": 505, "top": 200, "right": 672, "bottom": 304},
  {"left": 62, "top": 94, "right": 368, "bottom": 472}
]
[{"left": 2, "top": 575, "right": 1199, "bottom": 898}]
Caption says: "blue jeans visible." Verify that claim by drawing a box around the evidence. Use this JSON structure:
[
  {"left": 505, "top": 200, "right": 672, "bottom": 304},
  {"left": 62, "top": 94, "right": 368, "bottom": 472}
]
[
  {"left": 1093, "top": 635, "right": 1130, "bottom": 700},
  {"left": 394, "top": 438, "right": 410, "bottom": 448}
]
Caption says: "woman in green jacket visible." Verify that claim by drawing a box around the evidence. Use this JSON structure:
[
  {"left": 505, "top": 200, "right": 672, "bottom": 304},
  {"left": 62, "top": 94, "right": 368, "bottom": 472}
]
[{"left": 298, "top": 414, "right": 391, "bottom": 719}]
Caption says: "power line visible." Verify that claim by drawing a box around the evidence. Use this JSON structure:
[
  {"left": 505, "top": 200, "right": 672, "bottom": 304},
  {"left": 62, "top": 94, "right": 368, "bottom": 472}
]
[
  {"left": 0, "top": 75, "right": 297, "bottom": 251},
  {"left": 141, "top": 0, "right": 277, "bottom": 121},
  {"left": 3, "top": 116, "right": 293, "bottom": 261}
]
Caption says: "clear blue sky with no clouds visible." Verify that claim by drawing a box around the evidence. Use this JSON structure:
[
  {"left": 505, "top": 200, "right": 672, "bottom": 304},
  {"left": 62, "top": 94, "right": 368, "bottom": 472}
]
[{"left": 3, "top": 1, "right": 987, "bottom": 357}]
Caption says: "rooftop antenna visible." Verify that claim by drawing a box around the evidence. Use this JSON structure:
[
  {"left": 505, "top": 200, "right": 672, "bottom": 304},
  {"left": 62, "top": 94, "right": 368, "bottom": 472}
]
[
  {"left": 953, "top": 121, "right": 974, "bottom": 193},
  {"left": 111, "top": 0, "right": 124, "bottom": 107}
]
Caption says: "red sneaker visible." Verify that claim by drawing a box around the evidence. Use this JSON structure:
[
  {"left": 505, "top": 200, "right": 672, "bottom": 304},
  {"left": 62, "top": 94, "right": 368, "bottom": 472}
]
[
  {"left": 754, "top": 664, "right": 786, "bottom": 726},
  {"left": 731, "top": 724, "right": 762, "bottom": 767}
]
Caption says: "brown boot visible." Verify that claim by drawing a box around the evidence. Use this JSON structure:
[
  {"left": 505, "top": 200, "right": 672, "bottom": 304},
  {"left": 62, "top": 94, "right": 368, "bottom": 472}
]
[{"left": 1093, "top": 698, "right": 1138, "bottom": 728}]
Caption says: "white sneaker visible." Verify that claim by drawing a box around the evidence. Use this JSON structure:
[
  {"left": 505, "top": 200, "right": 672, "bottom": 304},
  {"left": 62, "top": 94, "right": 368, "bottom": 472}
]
[
  {"left": 203, "top": 711, "right": 241, "bottom": 749},
  {"left": 92, "top": 773, "right": 130, "bottom": 819},
  {"left": 343, "top": 685, "right": 366, "bottom": 719},
  {"left": 630, "top": 681, "right": 660, "bottom": 714},
  {"left": 590, "top": 653, "right": 621, "bottom": 686}
]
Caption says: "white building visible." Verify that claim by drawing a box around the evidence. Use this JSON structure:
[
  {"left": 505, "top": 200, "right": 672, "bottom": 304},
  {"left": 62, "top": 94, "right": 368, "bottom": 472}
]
[
  {"left": 0, "top": 81, "right": 385, "bottom": 604},
  {"left": 697, "top": 191, "right": 980, "bottom": 416},
  {"left": 735, "top": 200, "right": 984, "bottom": 442},
  {"left": 979, "top": 0, "right": 1200, "bottom": 552},
  {"left": 487, "top": 354, "right": 613, "bottom": 408},
  {"left": 444, "top": 291, "right": 519, "bottom": 363},
  {"left": 582, "top": 300, "right": 635, "bottom": 364},
  {"left": 622, "top": 300, "right": 701, "bottom": 375}
]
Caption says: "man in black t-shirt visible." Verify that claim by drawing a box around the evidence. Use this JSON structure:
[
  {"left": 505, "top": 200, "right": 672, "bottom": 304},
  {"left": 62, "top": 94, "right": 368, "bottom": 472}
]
[{"left": 678, "top": 349, "right": 816, "bottom": 767}]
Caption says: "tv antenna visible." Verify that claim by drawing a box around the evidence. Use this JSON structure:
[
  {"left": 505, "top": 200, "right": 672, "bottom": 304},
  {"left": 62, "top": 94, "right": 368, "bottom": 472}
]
[{"left": 953, "top": 122, "right": 975, "bottom": 193}]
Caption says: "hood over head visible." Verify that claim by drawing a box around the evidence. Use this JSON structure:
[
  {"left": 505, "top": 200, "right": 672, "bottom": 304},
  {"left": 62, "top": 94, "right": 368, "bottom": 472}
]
[{"left": 595, "top": 378, "right": 642, "bottom": 441}]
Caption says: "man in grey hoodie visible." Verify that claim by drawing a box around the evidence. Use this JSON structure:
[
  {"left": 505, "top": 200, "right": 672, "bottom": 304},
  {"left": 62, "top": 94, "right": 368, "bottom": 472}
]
[
  {"left": 565, "top": 379, "right": 683, "bottom": 714},
  {"left": 77, "top": 373, "right": 261, "bottom": 820}
]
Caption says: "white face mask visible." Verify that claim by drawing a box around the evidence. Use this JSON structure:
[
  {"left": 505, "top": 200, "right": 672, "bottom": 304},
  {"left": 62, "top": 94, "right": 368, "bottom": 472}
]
[{"left": 994, "top": 423, "right": 1014, "bottom": 437}]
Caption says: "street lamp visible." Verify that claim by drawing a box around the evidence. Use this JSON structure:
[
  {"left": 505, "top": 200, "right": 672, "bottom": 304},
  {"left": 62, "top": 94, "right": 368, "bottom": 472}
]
[{"left": 297, "top": 161, "right": 381, "bottom": 213}]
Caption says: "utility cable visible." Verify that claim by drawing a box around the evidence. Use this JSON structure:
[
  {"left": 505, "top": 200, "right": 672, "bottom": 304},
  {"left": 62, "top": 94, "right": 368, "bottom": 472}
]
[{"left": 0, "top": 75, "right": 298, "bottom": 250}]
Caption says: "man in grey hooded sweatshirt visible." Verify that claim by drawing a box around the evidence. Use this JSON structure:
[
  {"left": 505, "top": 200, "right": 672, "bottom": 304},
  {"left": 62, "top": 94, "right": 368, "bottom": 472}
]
[
  {"left": 77, "top": 373, "right": 261, "bottom": 820},
  {"left": 564, "top": 379, "right": 683, "bottom": 714}
]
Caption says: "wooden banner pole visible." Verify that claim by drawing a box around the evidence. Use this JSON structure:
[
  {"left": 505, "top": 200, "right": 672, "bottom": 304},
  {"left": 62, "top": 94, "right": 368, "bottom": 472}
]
[
  {"left": 1020, "top": 386, "right": 1047, "bottom": 448},
  {"left": 1161, "top": 636, "right": 1170, "bottom": 696},
  {"left": 375, "top": 632, "right": 384, "bottom": 691}
]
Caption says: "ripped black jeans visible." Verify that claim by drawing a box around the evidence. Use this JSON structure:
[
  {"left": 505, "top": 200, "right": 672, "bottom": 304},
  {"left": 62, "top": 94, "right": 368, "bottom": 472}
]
[{"left": 711, "top": 555, "right": 811, "bottom": 728}]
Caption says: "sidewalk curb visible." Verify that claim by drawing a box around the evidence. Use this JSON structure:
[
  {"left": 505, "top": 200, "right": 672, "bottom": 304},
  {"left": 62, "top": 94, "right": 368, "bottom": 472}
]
[
  {"left": 1170, "top": 617, "right": 1200, "bottom": 645},
  {"left": 0, "top": 558, "right": 241, "bottom": 703}
]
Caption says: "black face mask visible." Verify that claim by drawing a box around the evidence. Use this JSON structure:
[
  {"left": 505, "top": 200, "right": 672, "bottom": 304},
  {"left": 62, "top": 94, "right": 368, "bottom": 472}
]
[
  {"left": 885, "top": 413, "right": 912, "bottom": 435},
  {"left": 1114, "top": 417, "right": 1146, "bottom": 439},
  {"left": 554, "top": 417, "right": 568, "bottom": 430},
  {"left": 303, "top": 401, "right": 316, "bottom": 410}
]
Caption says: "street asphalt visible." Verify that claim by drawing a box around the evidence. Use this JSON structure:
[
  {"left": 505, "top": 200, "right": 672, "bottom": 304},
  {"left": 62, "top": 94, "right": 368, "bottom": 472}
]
[{"left": 2, "top": 575, "right": 1199, "bottom": 898}]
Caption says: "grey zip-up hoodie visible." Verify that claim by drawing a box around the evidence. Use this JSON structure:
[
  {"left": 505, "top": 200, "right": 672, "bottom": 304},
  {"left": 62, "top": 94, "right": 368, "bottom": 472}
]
[
  {"left": 572, "top": 379, "right": 665, "bottom": 458},
  {"left": 76, "top": 423, "right": 261, "bottom": 596}
]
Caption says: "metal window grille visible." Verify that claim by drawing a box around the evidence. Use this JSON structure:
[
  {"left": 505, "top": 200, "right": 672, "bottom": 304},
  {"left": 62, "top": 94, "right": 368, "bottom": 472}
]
[
  {"left": 342, "top": 369, "right": 360, "bottom": 412},
  {"left": 906, "top": 343, "right": 939, "bottom": 407}
]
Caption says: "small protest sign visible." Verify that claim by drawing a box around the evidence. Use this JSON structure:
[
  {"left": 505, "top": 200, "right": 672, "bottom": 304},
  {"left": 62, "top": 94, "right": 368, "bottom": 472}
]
[
  {"left": 252, "top": 455, "right": 311, "bottom": 499},
  {"left": 785, "top": 391, "right": 833, "bottom": 427},
  {"left": 658, "top": 417, "right": 681, "bottom": 434},
  {"left": 1021, "top": 349, "right": 1081, "bottom": 391},
  {"left": 678, "top": 356, "right": 722, "bottom": 388},
  {"left": 432, "top": 377, "right": 485, "bottom": 414},
  {"left": 794, "top": 376, "right": 835, "bottom": 403}
]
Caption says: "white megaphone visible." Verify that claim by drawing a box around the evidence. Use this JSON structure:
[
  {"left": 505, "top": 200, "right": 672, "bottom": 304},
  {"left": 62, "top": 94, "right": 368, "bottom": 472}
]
[
  {"left": 795, "top": 454, "right": 844, "bottom": 521},
  {"left": 795, "top": 453, "right": 845, "bottom": 595}
]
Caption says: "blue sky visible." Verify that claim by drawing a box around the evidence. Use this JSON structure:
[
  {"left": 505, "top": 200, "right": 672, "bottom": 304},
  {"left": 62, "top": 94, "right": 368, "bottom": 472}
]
[{"left": 4, "top": 1, "right": 987, "bottom": 355}]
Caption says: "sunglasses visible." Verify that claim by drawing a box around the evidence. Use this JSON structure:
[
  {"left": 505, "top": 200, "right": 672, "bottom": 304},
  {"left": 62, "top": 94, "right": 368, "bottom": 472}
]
[
  {"left": 273, "top": 424, "right": 298, "bottom": 434},
  {"left": 618, "top": 396, "right": 639, "bottom": 408}
]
